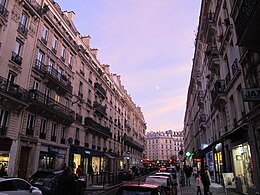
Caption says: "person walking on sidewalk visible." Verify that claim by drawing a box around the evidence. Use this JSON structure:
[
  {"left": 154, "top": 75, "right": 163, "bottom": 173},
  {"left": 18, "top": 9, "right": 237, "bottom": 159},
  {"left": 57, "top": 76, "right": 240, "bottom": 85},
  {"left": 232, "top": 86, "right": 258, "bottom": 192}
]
[
  {"left": 184, "top": 165, "right": 193, "bottom": 186},
  {"left": 195, "top": 173, "right": 203, "bottom": 195},
  {"left": 200, "top": 165, "right": 212, "bottom": 195}
]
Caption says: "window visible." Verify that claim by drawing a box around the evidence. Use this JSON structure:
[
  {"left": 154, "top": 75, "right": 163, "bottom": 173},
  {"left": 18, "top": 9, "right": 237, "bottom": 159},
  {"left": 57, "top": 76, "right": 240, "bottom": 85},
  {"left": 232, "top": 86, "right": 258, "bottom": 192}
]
[
  {"left": 12, "top": 39, "right": 23, "bottom": 65},
  {"left": 48, "top": 59, "right": 54, "bottom": 73},
  {"left": 44, "top": 88, "right": 50, "bottom": 104},
  {"left": 61, "top": 127, "right": 66, "bottom": 138},
  {"left": 68, "top": 53, "right": 73, "bottom": 67},
  {"left": 18, "top": 13, "right": 28, "bottom": 36},
  {"left": 33, "top": 80, "right": 39, "bottom": 90},
  {"left": 36, "top": 51, "right": 44, "bottom": 68},
  {"left": 75, "top": 128, "right": 79, "bottom": 139},
  {"left": 51, "top": 36, "right": 58, "bottom": 53},
  {"left": 57, "top": 67, "right": 63, "bottom": 80},
  {"left": 39, "top": 118, "right": 46, "bottom": 133},
  {"left": 79, "top": 82, "right": 83, "bottom": 97},
  {"left": 61, "top": 45, "right": 65, "bottom": 61},
  {"left": 51, "top": 123, "right": 57, "bottom": 137},
  {"left": 41, "top": 25, "right": 48, "bottom": 44},
  {"left": 0, "top": 109, "right": 8, "bottom": 136},
  {"left": 26, "top": 114, "right": 35, "bottom": 136}
]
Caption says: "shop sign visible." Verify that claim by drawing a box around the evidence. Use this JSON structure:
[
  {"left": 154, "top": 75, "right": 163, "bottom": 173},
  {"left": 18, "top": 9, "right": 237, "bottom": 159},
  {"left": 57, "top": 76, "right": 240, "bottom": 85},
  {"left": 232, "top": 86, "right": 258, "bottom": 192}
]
[
  {"left": 56, "top": 155, "right": 65, "bottom": 159},
  {"left": 48, "top": 146, "right": 59, "bottom": 154},
  {"left": 242, "top": 88, "right": 260, "bottom": 101}
]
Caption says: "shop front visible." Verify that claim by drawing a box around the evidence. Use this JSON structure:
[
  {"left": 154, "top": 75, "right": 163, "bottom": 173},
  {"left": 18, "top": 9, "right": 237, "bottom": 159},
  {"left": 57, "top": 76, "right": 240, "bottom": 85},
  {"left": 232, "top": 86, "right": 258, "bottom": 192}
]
[
  {"left": 0, "top": 137, "right": 12, "bottom": 174},
  {"left": 232, "top": 142, "right": 255, "bottom": 194},
  {"left": 69, "top": 145, "right": 103, "bottom": 174},
  {"left": 213, "top": 143, "right": 223, "bottom": 184}
]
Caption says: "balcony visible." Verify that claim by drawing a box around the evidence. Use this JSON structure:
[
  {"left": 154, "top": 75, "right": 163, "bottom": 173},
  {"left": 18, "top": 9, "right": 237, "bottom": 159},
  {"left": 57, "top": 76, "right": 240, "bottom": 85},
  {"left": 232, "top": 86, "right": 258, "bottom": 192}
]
[
  {"left": 84, "top": 117, "right": 112, "bottom": 138},
  {"left": 33, "top": 59, "right": 73, "bottom": 95},
  {"left": 123, "top": 133, "right": 144, "bottom": 152},
  {"left": 206, "top": 47, "right": 219, "bottom": 72},
  {"left": 41, "top": 37, "right": 47, "bottom": 45},
  {"left": 27, "top": 89, "right": 75, "bottom": 126},
  {"left": 17, "top": 22, "right": 28, "bottom": 37},
  {"left": 211, "top": 80, "right": 226, "bottom": 109},
  {"left": 86, "top": 98, "right": 92, "bottom": 108},
  {"left": 93, "top": 101, "right": 107, "bottom": 117},
  {"left": 11, "top": 52, "right": 23, "bottom": 66},
  {"left": 0, "top": 3, "right": 9, "bottom": 20},
  {"left": 21, "top": 0, "right": 43, "bottom": 16},
  {"left": 39, "top": 132, "right": 46, "bottom": 140},
  {"left": 0, "top": 126, "right": 7, "bottom": 136},
  {"left": 204, "top": 12, "right": 216, "bottom": 43},
  {"left": 125, "top": 120, "right": 131, "bottom": 131},
  {"left": 94, "top": 82, "right": 106, "bottom": 99},
  {"left": 51, "top": 47, "right": 57, "bottom": 54},
  {"left": 234, "top": 0, "right": 260, "bottom": 51}
]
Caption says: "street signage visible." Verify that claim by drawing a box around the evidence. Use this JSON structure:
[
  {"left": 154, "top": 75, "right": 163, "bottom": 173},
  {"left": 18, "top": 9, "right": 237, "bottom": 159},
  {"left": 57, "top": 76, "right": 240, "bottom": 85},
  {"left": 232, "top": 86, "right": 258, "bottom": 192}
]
[{"left": 242, "top": 88, "right": 260, "bottom": 101}]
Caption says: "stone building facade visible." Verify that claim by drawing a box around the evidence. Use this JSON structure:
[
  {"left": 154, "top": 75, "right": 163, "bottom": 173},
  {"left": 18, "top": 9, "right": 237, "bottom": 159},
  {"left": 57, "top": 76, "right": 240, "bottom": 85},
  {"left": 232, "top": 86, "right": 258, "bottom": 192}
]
[
  {"left": 0, "top": 0, "right": 146, "bottom": 179},
  {"left": 183, "top": 0, "right": 260, "bottom": 194},
  {"left": 145, "top": 130, "right": 183, "bottom": 164}
]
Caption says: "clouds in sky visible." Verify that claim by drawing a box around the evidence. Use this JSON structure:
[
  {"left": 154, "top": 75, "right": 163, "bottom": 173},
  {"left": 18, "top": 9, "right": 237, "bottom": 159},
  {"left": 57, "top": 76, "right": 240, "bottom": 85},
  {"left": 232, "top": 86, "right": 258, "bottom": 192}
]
[{"left": 55, "top": 0, "right": 201, "bottom": 131}]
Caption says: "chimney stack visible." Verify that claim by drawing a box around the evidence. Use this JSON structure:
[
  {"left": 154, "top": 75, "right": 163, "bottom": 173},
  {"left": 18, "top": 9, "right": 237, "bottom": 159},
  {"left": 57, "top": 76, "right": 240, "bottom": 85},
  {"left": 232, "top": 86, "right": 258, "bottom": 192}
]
[
  {"left": 91, "top": 48, "right": 98, "bottom": 58},
  {"left": 64, "top": 11, "right": 75, "bottom": 22},
  {"left": 81, "top": 35, "right": 91, "bottom": 47}
]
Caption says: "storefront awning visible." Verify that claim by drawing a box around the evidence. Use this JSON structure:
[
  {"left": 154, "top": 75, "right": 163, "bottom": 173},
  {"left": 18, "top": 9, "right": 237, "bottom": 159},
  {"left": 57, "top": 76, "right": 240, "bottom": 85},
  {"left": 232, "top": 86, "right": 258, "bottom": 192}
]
[{"left": 104, "top": 153, "right": 115, "bottom": 159}]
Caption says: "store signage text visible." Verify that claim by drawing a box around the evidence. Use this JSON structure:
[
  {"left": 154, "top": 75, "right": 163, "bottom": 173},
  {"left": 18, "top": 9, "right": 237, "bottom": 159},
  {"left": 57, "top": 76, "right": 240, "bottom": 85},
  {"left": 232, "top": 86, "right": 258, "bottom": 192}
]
[{"left": 242, "top": 88, "right": 260, "bottom": 101}]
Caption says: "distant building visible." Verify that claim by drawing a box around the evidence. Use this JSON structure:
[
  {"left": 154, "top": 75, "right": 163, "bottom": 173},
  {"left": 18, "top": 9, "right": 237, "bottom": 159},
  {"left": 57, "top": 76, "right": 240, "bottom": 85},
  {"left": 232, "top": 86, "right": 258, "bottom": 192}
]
[{"left": 145, "top": 130, "right": 183, "bottom": 164}]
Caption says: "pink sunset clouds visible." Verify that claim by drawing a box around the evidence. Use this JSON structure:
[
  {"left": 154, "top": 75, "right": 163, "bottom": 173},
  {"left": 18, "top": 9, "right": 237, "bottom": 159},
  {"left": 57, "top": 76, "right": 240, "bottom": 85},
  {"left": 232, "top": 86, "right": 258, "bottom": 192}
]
[{"left": 55, "top": 0, "right": 201, "bottom": 131}]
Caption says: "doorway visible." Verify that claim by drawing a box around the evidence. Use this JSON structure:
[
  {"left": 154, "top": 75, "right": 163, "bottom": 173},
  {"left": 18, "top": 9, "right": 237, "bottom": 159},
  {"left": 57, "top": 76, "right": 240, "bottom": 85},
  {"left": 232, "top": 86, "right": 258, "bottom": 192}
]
[{"left": 18, "top": 147, "right": 30, "bottom": 179}]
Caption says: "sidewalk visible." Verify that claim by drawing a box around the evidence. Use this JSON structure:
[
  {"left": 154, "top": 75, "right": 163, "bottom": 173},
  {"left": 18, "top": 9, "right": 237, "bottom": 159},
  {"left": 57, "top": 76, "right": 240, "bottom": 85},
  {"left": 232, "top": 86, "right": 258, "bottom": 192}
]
[{"left": 179, "top": 176, "right": 240, "bottom": 195}]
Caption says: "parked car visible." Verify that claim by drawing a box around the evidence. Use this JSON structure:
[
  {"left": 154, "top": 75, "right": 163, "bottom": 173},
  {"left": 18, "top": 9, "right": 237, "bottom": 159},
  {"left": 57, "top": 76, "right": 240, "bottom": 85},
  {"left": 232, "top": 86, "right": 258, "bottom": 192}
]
[
  {"left": 118, "top": 169, "right": 135, "bottom": 181},
  {"left": 155, "top": 172, "right": 177, "bottom": 194},
  {"left": 29, "top": 169, "right": 86, "bottom": 195},
  {"left": 145, "top": 175, "right": 174, "bottom": 195},
  {"left": 116, "top": 182, "right": 166, "bottom": 195},
  {"left": 166, "top": 167, "right": 177, "bottom": 179},
  {"left": 0, "top": 177, "right": 42, "bottom": 194}
]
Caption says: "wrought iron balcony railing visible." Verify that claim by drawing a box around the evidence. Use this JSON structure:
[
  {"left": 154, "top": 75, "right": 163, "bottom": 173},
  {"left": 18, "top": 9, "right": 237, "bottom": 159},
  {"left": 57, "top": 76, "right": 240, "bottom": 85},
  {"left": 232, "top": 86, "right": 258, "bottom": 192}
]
[
  {"left": 211, "top": 80, "right": 225, "bottom": 104},
  {"left": 0, "top": 4, "right": 9, "bottom": 19},
  {"left": 94, "top": 82, "right": 106, "bottom": 99},
  {"left": 11, "top": 51, "right": 23, "bottom": 65},
  {"left": 39, "top": 132, "right": 46, "bottom": 140},
  {"left": 93, "top": 101, "right": 107, "bottom": 117},
  {"left": 17, "top": 22, "right": 28, "bottom": 37},
  {"left": 84, "top": 117, "right": 112, "bottom": 138},
  {"left": 33, "top": 59, "right": 73, "bottom": 94},
  {"left": 123, "top": 133, "right": 144, "bottom": 151},
  {"left": 26, "top": 128, "right": 34, "bottom": 137},
  {"left": 0, "top": 76, "right": 28, "bottom": 102}
]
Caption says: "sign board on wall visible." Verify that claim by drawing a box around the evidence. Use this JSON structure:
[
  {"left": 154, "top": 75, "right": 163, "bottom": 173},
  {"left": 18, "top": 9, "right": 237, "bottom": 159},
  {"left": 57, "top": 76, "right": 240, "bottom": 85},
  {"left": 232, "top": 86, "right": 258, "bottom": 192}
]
[{"left": 242, "top": 88, "right": 260, "bottom": 101}]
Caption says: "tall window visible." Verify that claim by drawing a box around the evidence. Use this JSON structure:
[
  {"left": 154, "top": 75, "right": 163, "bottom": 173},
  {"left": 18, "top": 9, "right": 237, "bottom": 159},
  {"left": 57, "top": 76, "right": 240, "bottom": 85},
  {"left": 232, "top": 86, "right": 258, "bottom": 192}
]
[
  {"left": 0, "top": 109, "right": 8, "bottom": 136},
  {"left": 44, "top": 88, "right": 50, "bottom": 104},
  {"left": 41, "top": 25, "right": 48, "bottom": 44},
  {"left": 60, "top": 45, "right": 65, "bottom": 62},
  {"left": 27, "top": 114, "right": 35, "bottom": 129},
  {"left": 36, "top": 51, "right": 44, "bottom": 68},
  {"left": 51, "top": 36, "right": 58, "bottom": 53},
  {"left": 75, "top": 128, "right": 79, "bottom": 140},
  {"left": 61, "top": 127, "right": 66, "bottom": 138},
  {"left": 51, "top": 123, "right": 57, "bottom": 138},
  {"left": 68, "top": 53, "right": 73, "bottom": 67},
  {"left": 18, "top": 13, "right": 28, "bottom": 36},
  {"left": 13, "top": 39, "right": 23, "bottom": 56},
  {"left": 39, "top": 118, "right": 47, "bottom": 133},
  {"left": 58, "top": 67, "right": 63, "bottom": 80}
]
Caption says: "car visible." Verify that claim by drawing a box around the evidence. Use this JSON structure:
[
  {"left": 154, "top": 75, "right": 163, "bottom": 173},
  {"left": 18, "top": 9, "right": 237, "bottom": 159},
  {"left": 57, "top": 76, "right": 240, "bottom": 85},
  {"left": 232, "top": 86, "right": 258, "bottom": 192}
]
[
  {"left": 0, "top": 177, "right": 42, "bottom": 194},
  {"left": 29, "top": 169, "right": 86, "bottom": 195},
  {"left": 118, "top": 169, "right": 135, "bottom": 181},
  {"left": 165, "top": 167, "right": 177, "bottom": 179},
  {"left": 155, "top": 172, "right": 177, "bottom": 194},
  {"left": 116, "top": 182, "right": 166, "bottom": 195},
  {"left": 145, "top": 175, "right": 174, "bottom": 195}
]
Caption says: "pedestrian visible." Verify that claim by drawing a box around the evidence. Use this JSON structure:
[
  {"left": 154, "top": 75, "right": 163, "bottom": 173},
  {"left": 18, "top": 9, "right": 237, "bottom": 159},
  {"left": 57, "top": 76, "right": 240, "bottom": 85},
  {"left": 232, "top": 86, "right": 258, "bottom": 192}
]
[
  {"left": 88, "top": 165, "right": 94, "bottom": 180},
  {"left": 56, "top": 167, "right": 77, "bottom": 195},
  {"left": 195, "top": 173, "right": 203, "bottom": 195},
  {"left": 0, "top": 165, "right": 7, "bottom": 177},
  {"left": 184, "top": 165, "right": 193, "bottom": 186},
  {"left": 200, "top": 165, "right": 212, "bottom": 195},
  {"left": 76, "top": 165, "right": 83, "bottom": 177}
]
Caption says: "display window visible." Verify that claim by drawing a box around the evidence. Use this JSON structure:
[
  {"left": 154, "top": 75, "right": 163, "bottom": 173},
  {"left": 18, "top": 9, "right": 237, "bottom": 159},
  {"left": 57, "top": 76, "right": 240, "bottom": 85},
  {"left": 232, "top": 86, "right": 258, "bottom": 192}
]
[
  {"left": 232, "top": 143, "right": 255, "bottom": 192},
  {"left": 92, "top": 156, "right": 101, "bottom": 173},
  {"left": 73, "top": 154, "right": 81, "bottom": 173},
  {"left": 214, "top": 151, "right": 223, "bottom": 183},
  {"left": 39, "top": 153, "right": 54, "bottom": 169},
  {"left": 0, "top": 153, "right": 9, "bottom": 171}
]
